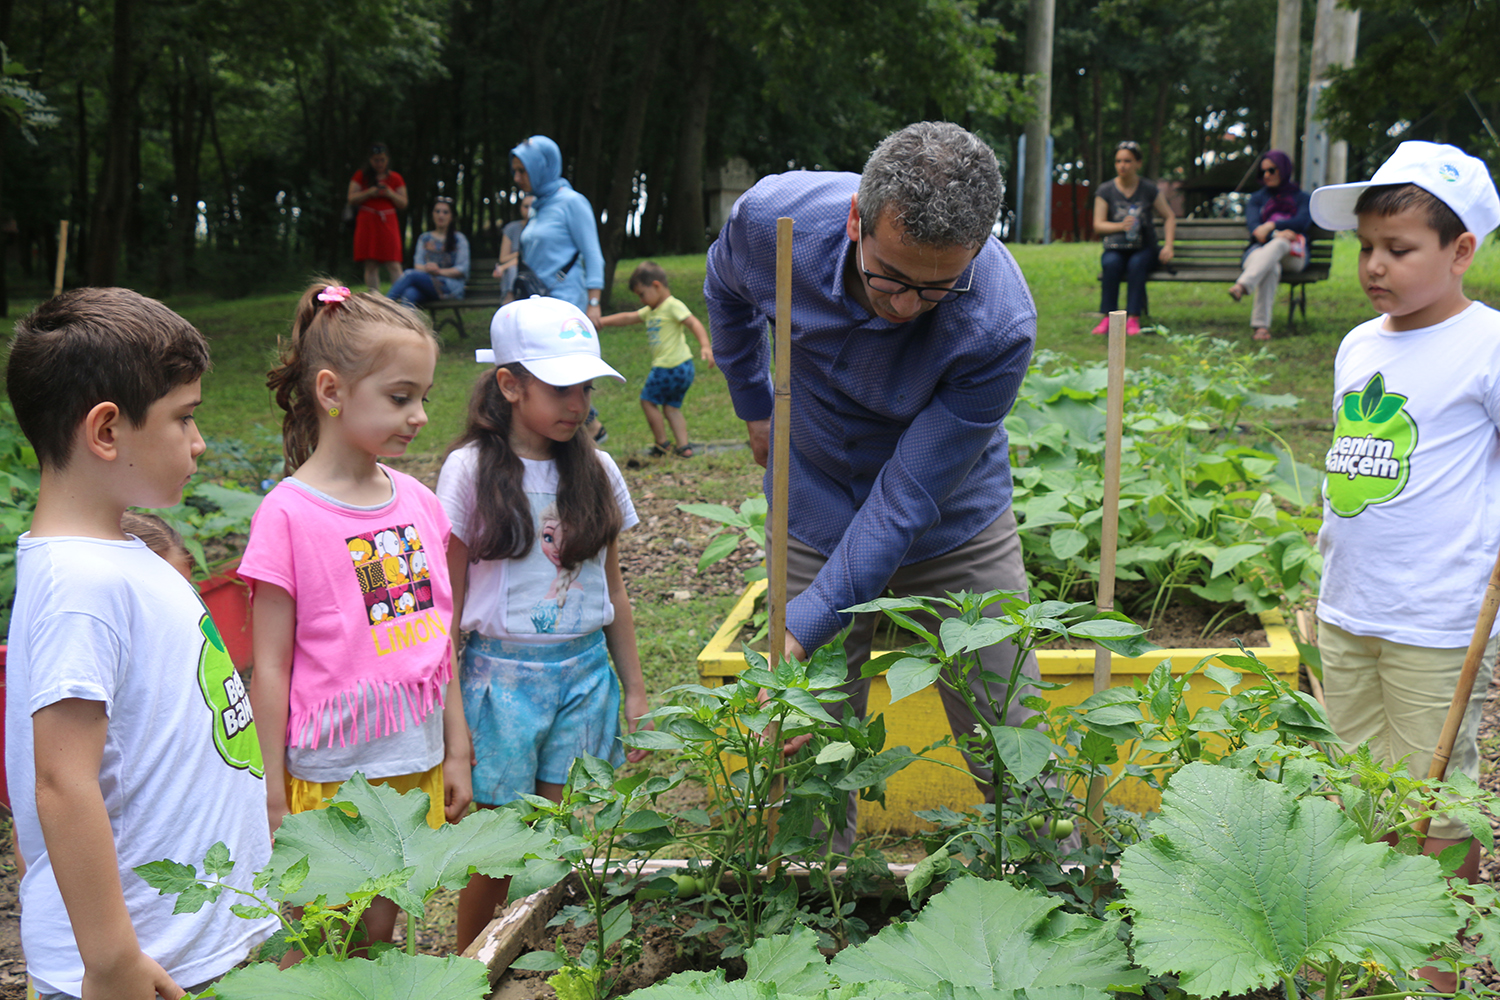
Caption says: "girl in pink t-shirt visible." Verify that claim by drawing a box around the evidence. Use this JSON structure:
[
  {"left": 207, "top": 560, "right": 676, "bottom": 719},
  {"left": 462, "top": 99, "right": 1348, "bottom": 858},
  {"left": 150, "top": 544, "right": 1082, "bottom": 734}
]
[{"left": 240, "top": 281, "right": 472, "bottom": 949}]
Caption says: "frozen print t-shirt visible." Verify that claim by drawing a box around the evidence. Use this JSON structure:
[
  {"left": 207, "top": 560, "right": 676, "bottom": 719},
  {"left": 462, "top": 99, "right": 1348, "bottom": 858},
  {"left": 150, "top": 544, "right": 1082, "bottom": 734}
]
[{"left": 437, "top": 445, "right": 638, "bottom": 643}]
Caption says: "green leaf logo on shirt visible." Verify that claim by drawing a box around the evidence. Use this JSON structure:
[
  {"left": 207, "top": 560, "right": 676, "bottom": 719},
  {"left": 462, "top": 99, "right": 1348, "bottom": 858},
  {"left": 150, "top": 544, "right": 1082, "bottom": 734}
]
[
  {"left": 196, "top": 613, "right": 264, "bottom": 777},
  {"left": 1324, "top": 373, "right": 1417, "bottom": 517}
]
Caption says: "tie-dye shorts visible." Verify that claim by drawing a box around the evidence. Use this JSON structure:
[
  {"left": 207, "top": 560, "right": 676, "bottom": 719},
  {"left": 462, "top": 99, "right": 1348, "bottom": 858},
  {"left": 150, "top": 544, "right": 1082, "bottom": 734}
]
[{"left": 460, "top": 629, "right": 622, "bottom": 806}]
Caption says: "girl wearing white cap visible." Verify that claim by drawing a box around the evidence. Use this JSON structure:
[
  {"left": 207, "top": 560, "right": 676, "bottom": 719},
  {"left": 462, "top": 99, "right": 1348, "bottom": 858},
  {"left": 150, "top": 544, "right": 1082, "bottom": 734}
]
[{"left": 436, "top": 296, "right": 649, "bottom": 951}]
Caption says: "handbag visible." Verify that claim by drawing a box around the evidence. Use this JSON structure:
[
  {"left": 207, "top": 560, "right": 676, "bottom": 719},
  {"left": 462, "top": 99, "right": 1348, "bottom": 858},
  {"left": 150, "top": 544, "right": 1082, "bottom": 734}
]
[{"left": 511, "top": 250, "right": 581, "bottom": 300}]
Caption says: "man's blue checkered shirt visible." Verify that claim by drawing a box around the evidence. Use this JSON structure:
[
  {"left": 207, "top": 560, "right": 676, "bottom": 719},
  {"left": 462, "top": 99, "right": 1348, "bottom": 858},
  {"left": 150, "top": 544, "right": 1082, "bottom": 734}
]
[{"left": 705, "top": 171, "right": 1037, "bottom": 650}]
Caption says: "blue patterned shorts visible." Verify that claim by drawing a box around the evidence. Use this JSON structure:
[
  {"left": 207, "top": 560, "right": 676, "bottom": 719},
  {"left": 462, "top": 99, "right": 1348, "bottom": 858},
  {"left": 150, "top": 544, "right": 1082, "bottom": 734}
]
[
  {"left": 461, "top": 630, "right": 622, "bottom": 805},
  {"left": 641, "top": 360, "right": 695, "bottom": 409}
]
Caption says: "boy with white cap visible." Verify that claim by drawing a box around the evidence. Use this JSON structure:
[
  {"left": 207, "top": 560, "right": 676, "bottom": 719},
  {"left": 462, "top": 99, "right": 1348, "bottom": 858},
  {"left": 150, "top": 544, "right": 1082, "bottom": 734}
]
[{"left": 1310, "top": 141, "right": 1500, "bottom": 985}]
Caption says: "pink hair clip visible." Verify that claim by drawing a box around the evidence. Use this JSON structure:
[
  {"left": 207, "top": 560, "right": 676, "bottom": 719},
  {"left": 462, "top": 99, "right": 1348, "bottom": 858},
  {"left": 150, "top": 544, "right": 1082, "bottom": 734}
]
[{"left": 317, "top": 285, "right": 352, "bottom": 305}]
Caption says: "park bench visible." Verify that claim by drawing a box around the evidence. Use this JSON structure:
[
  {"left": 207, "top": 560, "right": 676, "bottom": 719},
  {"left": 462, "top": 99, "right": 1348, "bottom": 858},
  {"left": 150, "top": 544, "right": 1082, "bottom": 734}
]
[
  {"left": 1144, "top": 218, "right": 1336, "bottom": 331},
  {"left": 421, "top": 256, "right": 502, "bottom": 339}
]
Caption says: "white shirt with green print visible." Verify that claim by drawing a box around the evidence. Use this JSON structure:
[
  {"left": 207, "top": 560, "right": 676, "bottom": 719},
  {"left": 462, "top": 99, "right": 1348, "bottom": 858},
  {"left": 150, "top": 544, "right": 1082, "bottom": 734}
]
[{"left": 1318, "top": 301, "right": 1500, "bottom": 647}]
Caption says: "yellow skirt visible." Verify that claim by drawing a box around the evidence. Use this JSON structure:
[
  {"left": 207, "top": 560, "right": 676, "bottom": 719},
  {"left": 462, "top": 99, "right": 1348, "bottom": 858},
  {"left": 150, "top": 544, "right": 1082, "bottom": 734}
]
[{"left": 286, "top": 764, "right": 445, "bottom": 830}]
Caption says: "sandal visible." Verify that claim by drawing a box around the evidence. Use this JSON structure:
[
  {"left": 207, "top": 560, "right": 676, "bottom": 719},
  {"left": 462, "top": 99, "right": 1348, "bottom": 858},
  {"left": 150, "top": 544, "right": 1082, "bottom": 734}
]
[
  {"left": 1253, "top": 328, "right": 1272, "bottom": 341},
  {"left": 1228, "top": 283, "right": 1246, "bottom": 303},
  {"left": 647, "top": 441, "right": 672, "bottom": 457},
  {"left": 675, "top": 444, "right": 695, "bottom": 458}
]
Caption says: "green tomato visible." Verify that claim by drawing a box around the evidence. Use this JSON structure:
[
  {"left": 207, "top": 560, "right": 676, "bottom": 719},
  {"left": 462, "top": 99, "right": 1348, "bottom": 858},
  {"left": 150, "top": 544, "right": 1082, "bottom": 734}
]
[
  {"left": 1027, "top": 814, "right": 1047, "bottom": 831},
  {"left": 669, "top": 874, "right": 701, "bottom": 898},
  {"left": 1051, "top": 818, "right": 1074, "bottom": 839}
]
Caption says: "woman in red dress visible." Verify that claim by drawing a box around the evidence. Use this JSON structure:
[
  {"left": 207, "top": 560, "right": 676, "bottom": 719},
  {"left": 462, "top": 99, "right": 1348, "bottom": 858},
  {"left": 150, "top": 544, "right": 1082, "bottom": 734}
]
[{"left": 347, "top": 142, "right": 409, "bottom": 290}]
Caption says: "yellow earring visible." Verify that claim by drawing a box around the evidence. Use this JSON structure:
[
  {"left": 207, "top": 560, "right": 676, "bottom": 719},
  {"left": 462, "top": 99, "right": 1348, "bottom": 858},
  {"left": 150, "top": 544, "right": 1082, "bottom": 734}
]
[{"left": 329, "top": 407, "right": 340, "bottom": 417}]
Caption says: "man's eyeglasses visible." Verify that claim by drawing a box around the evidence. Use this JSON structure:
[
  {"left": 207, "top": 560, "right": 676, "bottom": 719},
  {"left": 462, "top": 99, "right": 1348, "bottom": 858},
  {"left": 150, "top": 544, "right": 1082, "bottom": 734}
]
[
  {"left": 857, "top": 230, "right": 974, "bottom": 304},
  {"left": 1261, "top": 166, "right": 1279, "bottom": 176}
]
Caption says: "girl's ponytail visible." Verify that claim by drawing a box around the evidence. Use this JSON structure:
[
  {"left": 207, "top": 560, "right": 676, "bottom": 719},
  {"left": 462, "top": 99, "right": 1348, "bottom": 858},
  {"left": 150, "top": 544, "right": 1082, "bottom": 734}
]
[{"left": 268, "top": 280, "right": 437, "bottom": 476}]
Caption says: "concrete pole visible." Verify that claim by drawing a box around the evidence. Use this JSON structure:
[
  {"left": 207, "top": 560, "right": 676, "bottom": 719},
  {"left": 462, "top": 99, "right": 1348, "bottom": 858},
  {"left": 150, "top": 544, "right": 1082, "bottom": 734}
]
[
  {"left": 1271, "top": 0, "right": 1303, "bottom": 157},
  {"left": 1021, "top": 0, "right": 1055, "bottom": 243},
  {"left": 1303, "top": 0, "right": 1360, "bottom": 188}
]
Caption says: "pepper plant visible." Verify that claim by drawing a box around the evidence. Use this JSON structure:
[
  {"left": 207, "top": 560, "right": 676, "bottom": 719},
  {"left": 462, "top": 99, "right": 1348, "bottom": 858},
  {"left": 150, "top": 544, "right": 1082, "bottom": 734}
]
[
  {"left": 510, "top": 754, "right": 684, "bottom": 1000},
  {"left": 624, "top": 638, "right": 933, "bottom": 955}
]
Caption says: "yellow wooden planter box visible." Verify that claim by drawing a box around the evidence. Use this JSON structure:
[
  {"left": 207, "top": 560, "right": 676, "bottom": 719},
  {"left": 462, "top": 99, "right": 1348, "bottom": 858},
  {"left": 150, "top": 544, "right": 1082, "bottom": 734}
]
[{"left": 696, "top": 579, "right": 1300, "bottom": 833}]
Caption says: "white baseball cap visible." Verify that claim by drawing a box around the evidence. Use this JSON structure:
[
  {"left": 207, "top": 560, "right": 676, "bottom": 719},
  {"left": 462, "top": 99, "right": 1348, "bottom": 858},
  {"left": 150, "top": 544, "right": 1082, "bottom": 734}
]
[
  {"left": 1310, "top": 140, "right": 1500, "bottom": 239},
  {"left": 476, "top": 296, "right": 624, "bottom": 386}
]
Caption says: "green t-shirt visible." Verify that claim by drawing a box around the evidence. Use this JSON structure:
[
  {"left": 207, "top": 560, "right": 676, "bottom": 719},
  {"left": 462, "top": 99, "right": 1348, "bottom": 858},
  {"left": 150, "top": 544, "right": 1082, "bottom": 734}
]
[{"left": 639, "top": 294, "right": 695, "bottom": 369}]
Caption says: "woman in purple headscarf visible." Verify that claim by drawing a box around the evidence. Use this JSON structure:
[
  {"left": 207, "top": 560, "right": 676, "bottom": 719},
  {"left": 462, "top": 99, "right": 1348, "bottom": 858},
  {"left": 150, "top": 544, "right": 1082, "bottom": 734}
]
[{"left": 1228, "top": 149, "right": 1312, "bottom": 341}]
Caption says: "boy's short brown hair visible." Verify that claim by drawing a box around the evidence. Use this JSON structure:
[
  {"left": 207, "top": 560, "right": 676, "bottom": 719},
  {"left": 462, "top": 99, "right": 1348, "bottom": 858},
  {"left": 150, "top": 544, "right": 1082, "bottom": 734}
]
[
  {"left": 6, "top": 288, "right": 211, "bottom": 471},
  {"left": 628, "top": 261, "right": 670, "bottom": 291},
  {"left": 1354, "top": 183, "right": 1467, "bottom": 247}
]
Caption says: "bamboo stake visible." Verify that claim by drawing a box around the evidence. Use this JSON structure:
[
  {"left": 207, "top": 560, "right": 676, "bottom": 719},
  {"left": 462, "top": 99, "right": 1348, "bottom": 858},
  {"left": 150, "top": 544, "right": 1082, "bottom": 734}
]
[
  {"left": 764, "top": 217, "right": 794, "bottom": 876},
  {"left": 1413, "top": 545, "right": 1500, "bottom": 842},
  {"left": 1085, "top": 310, "right": 1127, "bottom": 846},
  {"left": 53, "top": 220, "right": 69, "bottom": 298},
  {"left": 1295, "top": 608, "right": 1325, "bottom": 707}
]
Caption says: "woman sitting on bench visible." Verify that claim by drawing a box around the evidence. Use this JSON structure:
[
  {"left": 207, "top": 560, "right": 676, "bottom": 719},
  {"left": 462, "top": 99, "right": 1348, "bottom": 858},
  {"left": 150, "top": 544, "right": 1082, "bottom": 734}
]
[
  {"left": 1093, "top": 140, "right": 1176, "bottom": 336},
  {"left": 1227, "top": 149, "right": 1311, "bottom": 342},
  {"left": 387, "top": 196, "right": 472, "bottom": 307}
]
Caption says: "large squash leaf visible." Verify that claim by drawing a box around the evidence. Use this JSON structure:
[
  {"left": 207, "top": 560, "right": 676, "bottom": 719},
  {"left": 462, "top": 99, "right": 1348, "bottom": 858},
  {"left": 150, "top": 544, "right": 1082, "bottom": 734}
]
[
  {"left": 260, "top": 775, "right": 562, "bottom": 913},
  {"left": 745, "top": 926, "right": 834, "bottom": 995},
  {"left": 831, "top": 876, "right": 1144, "bottom": 1000},
  {"left": 212, "top": 951, "right": 488, "bottom": 1000},
  {"left": 1120, "top": 762, "right": 1463, "bottom": 997}
]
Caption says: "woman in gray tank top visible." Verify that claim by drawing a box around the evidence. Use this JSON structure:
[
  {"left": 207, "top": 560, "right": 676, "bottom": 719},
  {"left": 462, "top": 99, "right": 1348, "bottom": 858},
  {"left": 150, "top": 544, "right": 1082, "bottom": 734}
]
[{"left": 1092, "top": 141, "right": 1176, "bottom": 336}]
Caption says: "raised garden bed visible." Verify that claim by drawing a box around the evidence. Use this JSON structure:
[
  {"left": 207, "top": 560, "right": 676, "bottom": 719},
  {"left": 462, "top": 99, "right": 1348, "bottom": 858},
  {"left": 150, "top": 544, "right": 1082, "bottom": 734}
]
[{"left": 697, "top": 578, "right": 1299, "bottom": 823}]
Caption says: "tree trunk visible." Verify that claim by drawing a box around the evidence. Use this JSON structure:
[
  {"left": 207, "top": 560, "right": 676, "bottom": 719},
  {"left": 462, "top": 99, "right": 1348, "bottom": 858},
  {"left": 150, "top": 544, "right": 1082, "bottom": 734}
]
[
  {"left": 1091, "top": 65, "right": 1104, "bottom": 199},
  {"left": 600, "top": 11, "right": 664, "bottom": 307},
  {"left": 87, "top": 0, "right": 135, "bottom": 286},
  {"left": 572, "top": 0, "right": 624, "bottom": 211},
  {"left": 1148, "top": 76, "right": 1170, "bottom": 180},
  {"left": 663, "top": 23, "right": 716, "bottom": 253}
]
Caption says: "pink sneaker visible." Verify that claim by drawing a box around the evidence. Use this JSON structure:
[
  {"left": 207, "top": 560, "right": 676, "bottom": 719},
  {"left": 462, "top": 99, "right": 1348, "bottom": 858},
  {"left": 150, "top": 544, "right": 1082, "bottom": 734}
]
[
  {"left": 1126, "top": 316, "right": 1142, "bottom": 336},
  {"left": 1090, "top": 316, "right": 1109, "bottom": 335}
]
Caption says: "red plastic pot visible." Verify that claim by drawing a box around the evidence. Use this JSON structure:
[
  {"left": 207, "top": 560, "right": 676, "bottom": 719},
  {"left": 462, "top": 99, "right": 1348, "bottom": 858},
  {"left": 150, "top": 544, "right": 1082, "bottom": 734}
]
[{"left": 199, "top": 559, "right": 253, "bottom": 669}]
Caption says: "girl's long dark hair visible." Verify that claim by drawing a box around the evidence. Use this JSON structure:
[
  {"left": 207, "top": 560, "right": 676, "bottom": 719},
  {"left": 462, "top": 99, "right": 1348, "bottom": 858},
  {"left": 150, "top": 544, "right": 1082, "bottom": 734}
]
[
  {"left": 449, "top": 366, "right": 622, "bottom": 568},
  {"left": 434, "top": 197, "right": 460, "bottom": 256}
]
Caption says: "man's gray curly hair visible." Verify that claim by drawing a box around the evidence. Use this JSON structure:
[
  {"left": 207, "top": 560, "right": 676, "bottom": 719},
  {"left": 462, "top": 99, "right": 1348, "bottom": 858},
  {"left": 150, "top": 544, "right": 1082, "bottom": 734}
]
[{"left": 857, "top": 122, "right": 1004, "bottom": 250}]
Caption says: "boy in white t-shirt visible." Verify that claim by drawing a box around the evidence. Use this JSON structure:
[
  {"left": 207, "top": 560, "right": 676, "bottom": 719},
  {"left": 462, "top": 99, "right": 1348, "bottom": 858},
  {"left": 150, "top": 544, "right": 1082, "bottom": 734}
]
[
  {"left": 1310, "top": 141, "right": 1500, "bottom": 990},
  {"left": 5, "top": 289, "right": 274, "bottom": 999},
  {"left": 597, "top": 260, "right": 714, "bottom": 457}
]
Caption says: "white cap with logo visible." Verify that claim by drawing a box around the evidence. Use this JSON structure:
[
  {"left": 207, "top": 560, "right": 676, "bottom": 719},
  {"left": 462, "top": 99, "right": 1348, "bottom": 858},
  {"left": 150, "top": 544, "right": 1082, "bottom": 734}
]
[
  {"left": 476, "top": 296, "right": 625, "bottom": 386},
  {"left": 1310, "top": 140, "right": 1500, "bottom": 239}
]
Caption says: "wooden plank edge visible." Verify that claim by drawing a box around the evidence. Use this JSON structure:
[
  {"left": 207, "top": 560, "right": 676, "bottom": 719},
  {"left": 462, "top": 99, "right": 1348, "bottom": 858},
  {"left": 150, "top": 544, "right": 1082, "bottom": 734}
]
[{"left": 461, "top": 879, "right": 570, "bottom": 985}]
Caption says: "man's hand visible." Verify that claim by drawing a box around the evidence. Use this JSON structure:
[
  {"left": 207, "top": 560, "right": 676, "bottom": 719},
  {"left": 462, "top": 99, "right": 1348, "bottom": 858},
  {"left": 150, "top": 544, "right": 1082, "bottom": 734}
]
[{"left": 746, "top": 419, "right": 770, "bottom": 467}]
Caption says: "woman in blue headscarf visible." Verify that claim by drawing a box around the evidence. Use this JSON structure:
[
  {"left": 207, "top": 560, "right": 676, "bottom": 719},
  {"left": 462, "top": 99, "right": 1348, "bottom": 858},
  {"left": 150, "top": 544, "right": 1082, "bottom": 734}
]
[
  {"left": 510, "top": 136, "right": 606, "bottom": 328},
  {"left": 509, "top": 135, "right": 610, "bottom": 441},
  {"left": 1228, "top": 149, "right": 1312, "bottom": 341}
]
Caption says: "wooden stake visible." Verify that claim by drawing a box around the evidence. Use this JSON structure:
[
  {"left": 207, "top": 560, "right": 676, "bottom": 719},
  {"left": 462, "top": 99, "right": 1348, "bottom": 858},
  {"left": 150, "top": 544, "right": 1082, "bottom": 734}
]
[
  {"left": 1413, "top": 545, "right": 1500, "bottom": 842},
  {"left": 1085, "top": 310, "right": 1127, "bottom": 845},
  {"left": 768, "top": 217, "right": 793, "bottom": 673},
  {"left": 764, "top": 217, "right": 794, "bottom": 875},
  {"left": 53, "top": 220, "right": 69, "bottom": 298}
]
